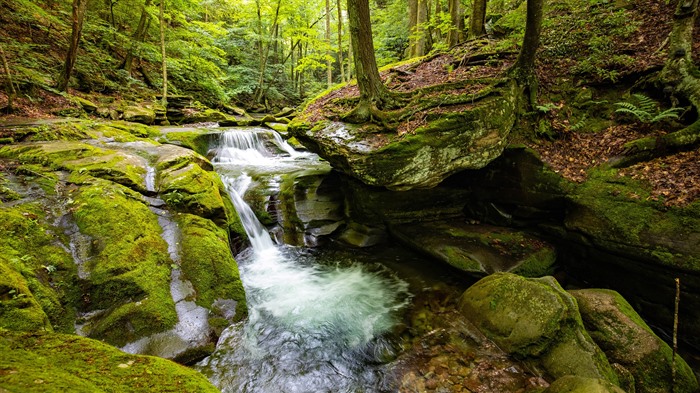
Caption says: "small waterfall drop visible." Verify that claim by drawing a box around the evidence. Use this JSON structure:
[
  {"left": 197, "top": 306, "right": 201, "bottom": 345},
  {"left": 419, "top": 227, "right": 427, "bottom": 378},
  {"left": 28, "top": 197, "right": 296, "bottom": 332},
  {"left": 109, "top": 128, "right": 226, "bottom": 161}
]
[{"left": 198, "top": 128, "right": 410, "bottom": 393}]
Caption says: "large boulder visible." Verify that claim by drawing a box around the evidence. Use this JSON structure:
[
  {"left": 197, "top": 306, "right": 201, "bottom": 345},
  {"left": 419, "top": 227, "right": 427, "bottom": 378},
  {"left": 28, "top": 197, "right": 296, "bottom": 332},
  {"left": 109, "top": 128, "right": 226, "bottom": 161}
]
[
  {"left": 571, "top": 289, "right": 699, "bottom": 393},
  {"left": 459, "top": 273, "right": 619, "bottom": 384},
  {"left": 289, "top": 83, "right": 518, "bottom": 190}
]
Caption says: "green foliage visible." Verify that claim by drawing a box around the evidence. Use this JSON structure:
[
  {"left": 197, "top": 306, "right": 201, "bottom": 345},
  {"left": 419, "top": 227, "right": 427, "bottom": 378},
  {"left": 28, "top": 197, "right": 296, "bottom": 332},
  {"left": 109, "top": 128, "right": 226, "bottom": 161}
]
[{"left": 614, "top": 94, "right": 685, "bottom": 124}]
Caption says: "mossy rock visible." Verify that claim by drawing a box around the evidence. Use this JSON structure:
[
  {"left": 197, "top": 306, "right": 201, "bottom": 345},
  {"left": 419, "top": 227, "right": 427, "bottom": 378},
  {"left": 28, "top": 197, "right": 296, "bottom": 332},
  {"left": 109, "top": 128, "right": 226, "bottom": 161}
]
[
  {"left": 289, "top": 82, "right": 518, "bottom": 190},
  {"left": 0, "top": 205, "right": 78, "bottom": 333},
  {"left": 459, "top": 273, "right": 618, "bottom": 383},
  {"left": 71, "top": 179, "right": 176, "bottom": 346},
  {"left": 181, "top": 108, "right": 229, "bottom": 124},
  {"left": 154, "top": 143, "right": 213, "bottom": 172},
  {"left": 159, "top": 129, "right": 217, "bottom": 157},
  {"left": 391, "top": 220, "right": 557, "bottom": 278},
  {"left": 0, "top": 331, "right": 220, "bottom": 392},
  {"left": 72, "top": 96, "right": 98, "bottom": 113},
  {"left": 122, "top": 105, "right": 156, "bottom": 125},
  {"left": 571, "top": 289, "right": 699, "bottom": 393},
  {"left": 159, "top": 163, "right": 228, "bottom": 222},
  {"left": 177, "top": 213, "right": 247, "bottom": 320},
  {"left": 544, "top": 376, "right": 626, "bottom": 393},
  {"left": 1, "top": 141, "right": 149, "bottom": 193}
]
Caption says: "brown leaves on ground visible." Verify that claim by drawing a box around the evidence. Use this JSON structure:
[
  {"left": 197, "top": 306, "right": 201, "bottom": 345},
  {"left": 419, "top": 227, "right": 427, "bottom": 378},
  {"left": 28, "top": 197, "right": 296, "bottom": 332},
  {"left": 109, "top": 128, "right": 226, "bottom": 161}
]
[
  {"left": 620, "top": 148, "right": 700, "bottom": 206},
  {"left": 533, "top": 124, "right": 699, "bottom": 206},
  {"left": 0, "top": 90, "right": 73, "bottom": 120},
  {"left": 534, "top": 125, "right": 655, "bottom": 182}
]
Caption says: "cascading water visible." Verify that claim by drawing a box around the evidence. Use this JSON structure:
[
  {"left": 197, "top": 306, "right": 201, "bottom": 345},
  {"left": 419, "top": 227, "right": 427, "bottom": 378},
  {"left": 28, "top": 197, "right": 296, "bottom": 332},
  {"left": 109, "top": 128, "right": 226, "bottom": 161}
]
[{"left": 198, "top": 128, "right": 410, "bottom": 393}]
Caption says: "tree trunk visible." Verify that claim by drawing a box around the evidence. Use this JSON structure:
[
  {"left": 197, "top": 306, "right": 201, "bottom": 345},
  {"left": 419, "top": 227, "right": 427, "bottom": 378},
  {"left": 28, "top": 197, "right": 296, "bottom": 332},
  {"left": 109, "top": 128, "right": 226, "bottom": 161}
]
[
  {"left": 510, "top": 0, "right": 543, "bottom": 107},
  {"left": 345, "top": 0, "right": 391, "bottom": 122},
  {"left": 414, "top": 0, "right": 429, "bottom": 56},
  {"left": 337, "top": 0, "right": 345, "bottom": 82},
  {"left": 326, "top": 0, "right": 333, "bottom": 88},
  {"left": 57, "top": 0, "right": 89, "bottom": 92},
  {"left": 123, "top": 0, "right": 152, "bottom": 76},
  {"left": 253, "top": 0, "right": 282, "bottom": 104},
  {"left": 447, "top": 0, "right": 464, "bottom": 47},
  {"left": 408, "top": 0, "right": 418, "bottom": 57},
  {"left": 469, "top": 0, "right": 487, "bottom": 38},
  {"left": 159, "top": 0, "right": 167, "bottom": 106},
  {"left": 0, "top": 44, "right": 16, "bottom": 113}
]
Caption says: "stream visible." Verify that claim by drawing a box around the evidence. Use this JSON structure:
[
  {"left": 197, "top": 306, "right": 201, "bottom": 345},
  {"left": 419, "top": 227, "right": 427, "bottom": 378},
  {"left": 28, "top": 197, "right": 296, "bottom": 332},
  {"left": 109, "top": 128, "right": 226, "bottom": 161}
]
[{"left": 196, "top": 128, "right": 417, "bottom": 392}]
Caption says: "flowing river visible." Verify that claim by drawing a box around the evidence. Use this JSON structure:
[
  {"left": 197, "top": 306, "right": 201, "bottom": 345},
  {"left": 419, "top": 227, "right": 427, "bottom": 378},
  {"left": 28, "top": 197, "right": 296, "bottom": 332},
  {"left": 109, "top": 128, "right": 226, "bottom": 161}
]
[{"left": 196, "top": 128, "right": 413, "bottom": 392}]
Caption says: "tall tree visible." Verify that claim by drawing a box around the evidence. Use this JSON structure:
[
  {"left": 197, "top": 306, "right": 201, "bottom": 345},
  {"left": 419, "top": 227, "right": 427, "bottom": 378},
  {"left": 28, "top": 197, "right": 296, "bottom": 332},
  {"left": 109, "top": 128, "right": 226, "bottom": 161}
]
[
  {"left": 159, "top": 0, "right": 167, "bottom": 105},
  {"left": 469, "top": 0, "right": 487, "bottom": 38},
  {"left": 57, "top": 0, "right": 89, "bottom": 91},
  {"left": 252, "top": 0, "right": 282, "bottom": 105},
  {"left": 0, "top": 43, "right": 16, "bottom": 113},
  {"left": 509, "top": 0, "right": 544, "bottom": 107},
  {"left": 344, "top": 0, "right": 392, "bottom": 122},
  {"left": 447, "top": 0, "right": 464, "bottom": 46},
  {"left": 326, "top": 0, "right": 333, "bottom": 87},
  {"left": 337, "top": 0, "right": 345, "bottom": 82}
]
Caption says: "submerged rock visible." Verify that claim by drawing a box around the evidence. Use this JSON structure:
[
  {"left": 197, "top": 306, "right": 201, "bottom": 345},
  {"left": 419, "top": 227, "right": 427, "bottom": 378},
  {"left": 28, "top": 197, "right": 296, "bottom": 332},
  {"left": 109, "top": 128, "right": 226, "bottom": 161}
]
[{"left": 544, "top": 376, "right": 625, "bottom": 393}]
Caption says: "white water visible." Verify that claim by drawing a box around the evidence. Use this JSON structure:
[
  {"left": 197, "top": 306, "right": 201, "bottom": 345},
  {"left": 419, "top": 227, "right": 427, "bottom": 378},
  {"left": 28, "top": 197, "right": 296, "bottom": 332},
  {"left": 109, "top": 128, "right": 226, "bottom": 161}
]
[{"left": 198, "top": 128, "right": 410, "bottom": 392}]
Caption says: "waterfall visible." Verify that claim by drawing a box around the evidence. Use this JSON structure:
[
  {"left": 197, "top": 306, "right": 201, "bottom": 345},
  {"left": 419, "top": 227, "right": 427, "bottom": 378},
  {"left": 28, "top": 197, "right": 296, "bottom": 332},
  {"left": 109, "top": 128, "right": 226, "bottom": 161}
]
[{"left": 198, "top": 128, "right": 410, "bottom": 393}]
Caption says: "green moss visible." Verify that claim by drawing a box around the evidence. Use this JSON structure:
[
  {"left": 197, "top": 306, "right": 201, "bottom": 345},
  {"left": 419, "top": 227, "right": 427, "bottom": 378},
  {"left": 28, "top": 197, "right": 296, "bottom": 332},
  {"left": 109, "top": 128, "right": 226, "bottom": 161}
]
[
  {"left": 0, "top": 205, "right": 78, "bottom": 332},
  {"left": 568, "top": 167, "right": 700, "bottom": 270},
  {"left": 160, "top": 131, "right": 214, "bottom": 156},
  {"left": 71, "top": 179, "right": 176, "bottom": 346},
  {"left": 0, "top": 331, "right": 220, "bottom": 392},
  {"left": 160, "top": 163, "right": 228, "bottom": 222},
  {"left": 177, "top": 213, "right": 247, "bottom": 320}
]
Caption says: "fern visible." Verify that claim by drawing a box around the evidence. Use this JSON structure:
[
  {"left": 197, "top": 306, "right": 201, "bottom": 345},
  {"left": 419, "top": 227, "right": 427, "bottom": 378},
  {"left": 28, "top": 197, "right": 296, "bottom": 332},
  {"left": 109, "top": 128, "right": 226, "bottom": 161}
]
[{"left": 614, "top": 94, "right": 685, "bottom": 124}]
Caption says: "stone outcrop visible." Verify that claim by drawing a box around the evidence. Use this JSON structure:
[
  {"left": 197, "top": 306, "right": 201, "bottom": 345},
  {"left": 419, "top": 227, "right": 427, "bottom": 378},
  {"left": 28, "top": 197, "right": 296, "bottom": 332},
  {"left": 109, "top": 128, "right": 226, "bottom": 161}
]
[{"left": 289, "top": 83, "right": 518, "bottom": 190}]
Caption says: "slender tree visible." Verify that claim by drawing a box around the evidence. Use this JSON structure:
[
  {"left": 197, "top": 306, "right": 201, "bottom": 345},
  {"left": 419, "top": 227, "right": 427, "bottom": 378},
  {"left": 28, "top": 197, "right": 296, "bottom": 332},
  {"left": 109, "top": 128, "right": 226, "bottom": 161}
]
[
  {"left": 344, "top": 0, "right": 392, "bottom": 122},
  {"left": 337, "top": 0, "right": 345, "bottom": 82},
  {"left": 509, "top": 0, "right": 544, "bottom": 107},
  {"left": 159, "top": 0, "right": 167, "bottom": 105},
  {"left": 469, "top": 0, "right": 487, "bottom": 38},
  {"left": 326, "top": 0, "right": 333, "bottom": 87},
  {"left": 0, "top": 44, "right": 16, "bottom": 113},
  {"left": 252, "top": 0, "right": 282, "bottom": 104},
  {"left": 57, "top": 0, "right": 89, "bottom": 91},
  {"left": 447, "top": 0, "right": 464, "bottom": 46}
]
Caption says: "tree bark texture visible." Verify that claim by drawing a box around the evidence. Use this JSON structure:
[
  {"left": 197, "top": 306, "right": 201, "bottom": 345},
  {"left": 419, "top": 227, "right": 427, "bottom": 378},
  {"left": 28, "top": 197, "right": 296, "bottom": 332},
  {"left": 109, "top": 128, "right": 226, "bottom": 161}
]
[
  {"left": 337, "top": 0, "right": 345, "bottom": 82},
  {"left": 57, "top": 0, "right": 89, "bottom": 92},
  {"left": 448, "top": 0, "right": 464, "bottom": 47},
  {"left": 510, "top": 0, "right": 543, "bottom": 107},
  {"left": 414, "top": 0, "right": 429, "bottom": 56},
  {"left": 408, "top": 0, "right": 418, "bottom": 56},
  {"left": 253, "top": 0, "right": 282, "bottom": 104},
  {"left": 469, "top": 0, "right": 487, "bottom": 38},
  {"left": 159, "top": 0, "right": 167, "bottom": 105},
  {"left": 346, "top": 0, "right": 390, "bottom": 121}
]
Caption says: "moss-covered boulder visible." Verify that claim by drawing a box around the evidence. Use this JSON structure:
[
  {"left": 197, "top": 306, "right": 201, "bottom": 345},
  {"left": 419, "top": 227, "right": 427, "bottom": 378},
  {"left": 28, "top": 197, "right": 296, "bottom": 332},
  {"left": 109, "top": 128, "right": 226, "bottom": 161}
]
[
  {"left": 571, "top": 289, "right": 699, "bottom": 393},
  {"left": 177, "top": 213, "right": 247, "bottom": 320},
  {"left": 159, "top": 128, "right": 218, "bottom": 156},
  {"left": 289, "top": 83, "right": 518, "bottom": 190},
  {"left": 0, "top": 331, "right": 220, "bottom": 392},
  {"left": 159, "top": 162, "right": 229, "bottom": 222},
  {"left": 154, "top": 143, "right": 214, "bottom": 172},
  {"left": 459, "top": 273, "right": 618, "bottom": 383},
  {"left": 122, "top": 105, "right": 156, "bottom": 125},
  {"left": 391, "top": 220, "right": 556, "bottom": 277},
  {"left": 71, "top": 179, "right": 176, "bottom": 346},
  {"left": 544, "top": 376, "right": 626, "bottom": 393},
  {"left": 0, "top": 204, "right": 78, "bottom": 333}
]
